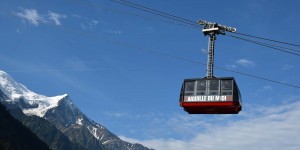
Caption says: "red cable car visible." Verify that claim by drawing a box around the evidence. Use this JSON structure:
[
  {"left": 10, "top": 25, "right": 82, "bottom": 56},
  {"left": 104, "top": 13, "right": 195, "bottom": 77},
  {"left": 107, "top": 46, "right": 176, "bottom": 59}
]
[
  {"left": 179, "top": 19, "right": 242, "bottom": 114},
  {"left": 179, "top": 77, "right": 242, "bottom": 114}
]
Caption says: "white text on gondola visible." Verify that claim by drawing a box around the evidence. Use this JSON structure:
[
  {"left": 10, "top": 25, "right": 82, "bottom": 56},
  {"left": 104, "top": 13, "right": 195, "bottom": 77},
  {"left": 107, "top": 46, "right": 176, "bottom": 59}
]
[{"left": 186, "top": 96, "right": 229, "bottom": 102}]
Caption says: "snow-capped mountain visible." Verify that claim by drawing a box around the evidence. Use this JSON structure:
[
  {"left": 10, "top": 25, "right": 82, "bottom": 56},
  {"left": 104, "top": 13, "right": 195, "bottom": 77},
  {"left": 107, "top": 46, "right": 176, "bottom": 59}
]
[
  {"left": 0, "top": 70, "right": 67, "bottom": 117},
  {"left": 0, "top": 70, "right": 152, "bottom": 150}
]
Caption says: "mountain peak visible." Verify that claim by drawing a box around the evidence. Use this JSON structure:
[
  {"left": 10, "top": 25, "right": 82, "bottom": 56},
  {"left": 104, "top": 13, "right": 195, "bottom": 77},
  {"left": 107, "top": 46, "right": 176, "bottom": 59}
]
[
  {"left": 0, "top": 70, "right": 153, "bottom": 149},
  {"left": 0, "top": 70, "right": 68, "bottom": 117},
  {"left": 0, "top": 70, "right": 33, "bottom": 100}
]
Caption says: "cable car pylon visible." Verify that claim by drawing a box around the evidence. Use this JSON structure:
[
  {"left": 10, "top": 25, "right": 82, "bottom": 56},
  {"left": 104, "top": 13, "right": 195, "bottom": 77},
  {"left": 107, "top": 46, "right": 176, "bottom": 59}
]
[
  {"left": 179, "top": 19, "right": 242, "bottom": 114},
  {"left": 198, "top": 19, "right": 237, "bottom": 78}
]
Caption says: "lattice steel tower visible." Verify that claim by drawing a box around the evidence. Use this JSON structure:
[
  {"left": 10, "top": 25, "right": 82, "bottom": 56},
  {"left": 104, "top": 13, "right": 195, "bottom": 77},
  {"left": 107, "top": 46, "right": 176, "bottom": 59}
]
[{"left": 197, "top": 20, "right": 236, "bottom": 78}]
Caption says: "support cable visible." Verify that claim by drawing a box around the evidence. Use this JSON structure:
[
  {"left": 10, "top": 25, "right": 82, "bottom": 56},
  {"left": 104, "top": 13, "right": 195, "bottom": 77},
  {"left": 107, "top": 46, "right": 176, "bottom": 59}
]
[
  {"left": 114, "top": 0, "right": 199, "bottom": 26},
  {"left": 110, "top": 0, "right": 300, "bottom": 48},
  {"left": 110, "top": 0, "right": 200, "bottom": 28},
  {"left": 232, "top": 32, "right": 300, "bottom": 48},
  {"left": 228, "top": 35, "right": 300, "bottom": 56}
]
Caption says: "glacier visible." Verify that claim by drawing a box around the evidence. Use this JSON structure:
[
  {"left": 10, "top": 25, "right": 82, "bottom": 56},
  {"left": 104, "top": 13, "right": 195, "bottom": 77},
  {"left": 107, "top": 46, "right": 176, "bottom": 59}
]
[{"left": 0, "top": 70, "right": 67, "bottom": 117}]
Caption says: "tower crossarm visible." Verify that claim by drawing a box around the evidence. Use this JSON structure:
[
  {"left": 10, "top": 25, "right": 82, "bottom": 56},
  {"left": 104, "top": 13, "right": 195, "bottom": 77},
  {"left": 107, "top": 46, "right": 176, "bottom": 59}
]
[{"left": 198, "top": 19, "right": 236, "bottom": 35}]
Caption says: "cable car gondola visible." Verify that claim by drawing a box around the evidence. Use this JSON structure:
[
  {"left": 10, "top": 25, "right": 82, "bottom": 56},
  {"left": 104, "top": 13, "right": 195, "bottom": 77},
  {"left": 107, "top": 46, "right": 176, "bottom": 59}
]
[
  {"left": 179, "top": 77, "right": 242, "bottom": 114},
  {"left": 179, "top": 19, "right": 242, "bottom": 114}
]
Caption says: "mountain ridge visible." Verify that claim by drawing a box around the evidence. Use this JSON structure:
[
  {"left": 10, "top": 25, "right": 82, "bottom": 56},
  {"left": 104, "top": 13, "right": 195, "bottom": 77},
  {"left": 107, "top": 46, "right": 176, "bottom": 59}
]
[
  {"left": 8, "top": 106, "right": 87, "bottom": 150},
  {"left": 0, "top": 70, "right": 68, "bottom": 117},
  {"left": 0, "top": 70, "right": 153, "bottom": 150},
  {"left": 0, "top": 102, "right": 50, "bottom": 150}
]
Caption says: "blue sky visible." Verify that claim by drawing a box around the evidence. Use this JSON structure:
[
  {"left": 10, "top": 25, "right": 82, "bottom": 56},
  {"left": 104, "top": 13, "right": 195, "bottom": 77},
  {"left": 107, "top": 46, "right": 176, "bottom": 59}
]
[{"left": 1, "top": 0, "right": 300, "bottom": 149}]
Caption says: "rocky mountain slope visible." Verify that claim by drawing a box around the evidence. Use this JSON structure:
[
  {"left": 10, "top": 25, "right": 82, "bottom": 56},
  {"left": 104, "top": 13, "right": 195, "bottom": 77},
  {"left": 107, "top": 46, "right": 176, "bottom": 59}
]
[
  {"left": 0, "top": 70, "right": 152, "bottom": 150},
  {"left": 0, "top": 103, "right": 49, "bottom": 150}
]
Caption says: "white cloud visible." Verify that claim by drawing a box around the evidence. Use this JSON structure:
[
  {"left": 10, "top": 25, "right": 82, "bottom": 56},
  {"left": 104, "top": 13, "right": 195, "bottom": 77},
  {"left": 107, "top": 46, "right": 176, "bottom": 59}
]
[
  {"left": 226, "top": 64, "right": 237, "bottom": 69},
  {"left": 14, "top": 8, "right": 66, "bottom": 26},
  {"left": 16, "top": 28, "right": 21, "bottom": 33},
  {"left": 236, "top": 58, "right": 255, "bottom": 67},
  {"left": 14, "top": 8, "right": 45, "bottom": 26},
  {"left": 201, "top": 48, "right": 207, "bottom": 54},
  {"left": 71, "top": 13, "right": 82, "bottom": 18},
  {"left": 104, "top": 112, "right": 128, "bottom": 118},
  {"left": 226, "top": 58, "right": 255, "bottom": 69},
  {"left": 103, "top": 29, "right": 122, "bottom": 35},
  {"left": 48, "top": 11, "right": 66, "bottom": 25},
  {"left": 282, "top": 64, "right": 295, "bottom": 71},
  {"left": 80, "top": 21, "right": 99, "bottom": 30},
  {"left": 71, "top": 14, "right": 100, "bottom": 30},
  {"left": 120, "top": 99, "right": 300, "bottom": 150},
  {"left": 263, "top": 85, "right": 273, "bottom": 90},
  {"left": 80, "top": 23, "right": 87, "bottom": 30},
  {"left": 92, "top": 20, "right": 99, "bottom": 25}
]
